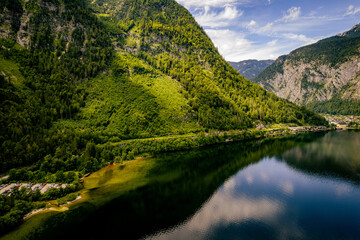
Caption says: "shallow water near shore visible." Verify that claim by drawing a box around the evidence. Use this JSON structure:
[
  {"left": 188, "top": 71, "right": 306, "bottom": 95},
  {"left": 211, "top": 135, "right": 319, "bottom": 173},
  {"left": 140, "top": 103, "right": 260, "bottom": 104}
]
[{"left": 3, "top": 130, "right": 360, "bottom": 240}]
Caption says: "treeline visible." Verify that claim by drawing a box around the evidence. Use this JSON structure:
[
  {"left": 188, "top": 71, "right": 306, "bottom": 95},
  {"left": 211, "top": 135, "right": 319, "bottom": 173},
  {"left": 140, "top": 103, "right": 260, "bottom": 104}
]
[
  {"left": 307, "top": 98, "right": 360, "bottom": 115},
  {"left": 5, "top": 128, "right": 266, "bottom": 183},
  {"left": 286, "top": 34, "right": 360, "bottom": 67}
]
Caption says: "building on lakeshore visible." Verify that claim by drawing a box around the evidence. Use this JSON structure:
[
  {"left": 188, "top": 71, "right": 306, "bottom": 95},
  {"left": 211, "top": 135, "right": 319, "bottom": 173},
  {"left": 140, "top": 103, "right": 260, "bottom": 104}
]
[{"left": 336, "top": 122, "right": 347, "bottom": 130}]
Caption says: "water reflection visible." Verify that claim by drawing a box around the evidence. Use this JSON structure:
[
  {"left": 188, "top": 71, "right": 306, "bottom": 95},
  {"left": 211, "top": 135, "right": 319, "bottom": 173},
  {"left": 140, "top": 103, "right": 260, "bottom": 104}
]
[
  {"left": 282, "top": 130, "right": 360, "bottom": 182},
  {"left": 150, "top": 194, "right": 283, "bottom": 240},
  {"left": 14, "top": 131, "right": 360, "bottom": 240}
]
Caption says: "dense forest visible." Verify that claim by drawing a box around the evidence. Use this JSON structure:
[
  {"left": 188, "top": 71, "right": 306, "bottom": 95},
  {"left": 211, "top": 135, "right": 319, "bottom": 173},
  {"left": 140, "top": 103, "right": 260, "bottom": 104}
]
[
  {"left": 307, "top": 98, "right": 360, "bottom": 115},
  {"left": 0, "top": 0, "right": 328, "bottom": 234}
]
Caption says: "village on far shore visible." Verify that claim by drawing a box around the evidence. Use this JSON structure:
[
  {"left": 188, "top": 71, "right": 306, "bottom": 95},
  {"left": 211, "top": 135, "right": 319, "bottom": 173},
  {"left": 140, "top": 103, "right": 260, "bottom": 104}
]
[
  {"left": 0, "top": 183, "right": 68, "bottom": 196},
  {"left": 323, "top": 114, "right": 360, "bottom": 130}
]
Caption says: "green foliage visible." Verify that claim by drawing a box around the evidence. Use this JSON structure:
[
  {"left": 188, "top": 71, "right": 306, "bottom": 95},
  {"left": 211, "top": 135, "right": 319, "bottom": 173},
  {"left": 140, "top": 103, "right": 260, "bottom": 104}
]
[
  {"left": 0, "top": 182, "right": 79, "bottom": 235},
  {"left": 291, "top": 35, "right": 360, "bottom": 67},
  {"left": 88, "top": 0, "right": 326, "bottom": 129},
  {"left": 307, "top": 98, "right": 360, "bottom": 115},
  {"left": 0, "top": 188, "right": 47, "bottom": 235},
  {"left": 55, "top": 52, "right": 200, "bottom": 139},
  {"left": 0, "top": 0, "right": 113, "bottom": 172}
]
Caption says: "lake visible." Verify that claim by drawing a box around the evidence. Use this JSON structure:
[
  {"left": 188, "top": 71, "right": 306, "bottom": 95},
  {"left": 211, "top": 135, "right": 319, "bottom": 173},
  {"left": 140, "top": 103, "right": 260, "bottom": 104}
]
[{"left": 3, "top": 130, "right": 360, "bottom": 240}]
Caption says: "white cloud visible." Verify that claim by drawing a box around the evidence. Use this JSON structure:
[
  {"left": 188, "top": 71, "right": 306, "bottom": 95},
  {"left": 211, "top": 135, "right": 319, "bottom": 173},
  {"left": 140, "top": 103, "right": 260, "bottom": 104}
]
[
  {"left": 247, "top": 20, "right": 257, "bottom": 27},
  {"left": 195, "top": 5, "right": 243, "bottom": 28},
  {"left": 204, "top": 29, "right": 287, "bottom": 61},
  {"left": 178, "top": 1, "right": 348, "bottom": 61},
  {"left": 204, "top": 29, "right": 252, "bottom": 59},
  {"left": 345, "top": 5, "right": 360, "bottom": 16},
  {"left": 258, "top": 22, "right": 274, "bottom": 34},
  {"left": 267, "top": 39, "right": 278, "bottom": 46},
  {"left": 252, "top": 7, "right": 327, "bottom": 37},
  {"left": 176, "top": 0, "right": 238, "bottom": 8},
  {"left": 176, "top": 0, "right": 267, "bottom": 8},
  {"left": 283, "top": 33, "right": 317, "bottom": 44},
  {"left": 281, "top": 7, "right": 301, "bottom": 22}
]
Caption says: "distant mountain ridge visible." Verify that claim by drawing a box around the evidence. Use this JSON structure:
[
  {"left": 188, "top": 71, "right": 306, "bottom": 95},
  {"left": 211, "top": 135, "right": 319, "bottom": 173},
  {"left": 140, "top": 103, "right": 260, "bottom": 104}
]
[
  {"left": 253, "top": 23, "right": 360, "bottom": 115},
  {"left": 229, "top": 59, "right": 274, "bottom": 79}
]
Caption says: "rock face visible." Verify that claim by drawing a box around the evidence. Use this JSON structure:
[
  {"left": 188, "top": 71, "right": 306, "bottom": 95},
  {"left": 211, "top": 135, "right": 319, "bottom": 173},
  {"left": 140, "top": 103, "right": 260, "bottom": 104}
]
[
  {"left": 228, "top": 59, "right": 274, "bottom": 79},
  {"left": 260, "top": 57, "right": 360, "bottom": 105},
  {"left": 254, "top": 23, "right": 360, "bottom": 114}
]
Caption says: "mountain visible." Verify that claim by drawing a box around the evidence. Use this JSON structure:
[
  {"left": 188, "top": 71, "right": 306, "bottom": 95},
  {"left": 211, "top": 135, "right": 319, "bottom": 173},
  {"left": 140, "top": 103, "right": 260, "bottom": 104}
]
[
  {"left": 0, "top": 0, "right": 328, "bottom": 233},
  {"left": 0, "top": 0, "right": 326, "bottom": 174},
  {"left": 229, "top": 59, "right": 274, "bottom": 79},
  {"left": 254, "top": 23, "right": 360, "bottom": 115}
]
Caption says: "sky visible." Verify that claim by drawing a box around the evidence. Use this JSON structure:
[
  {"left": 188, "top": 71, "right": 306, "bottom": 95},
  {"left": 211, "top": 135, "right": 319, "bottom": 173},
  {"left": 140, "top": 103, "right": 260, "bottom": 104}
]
[{"left": 176, "top": 0, "right": 360, "bottom": 61}]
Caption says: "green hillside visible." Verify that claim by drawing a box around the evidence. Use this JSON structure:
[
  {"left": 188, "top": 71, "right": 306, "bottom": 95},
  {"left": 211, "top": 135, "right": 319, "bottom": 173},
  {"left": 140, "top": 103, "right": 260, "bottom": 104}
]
[
  {"left": 254, "top": 23, "right": 360, "bottom": 115},
  {"left": 0, "top": 0, "right": 327, "bottom": 172},
  {"left": 0, "top": 0, "right": 328, "bottom": 234}
]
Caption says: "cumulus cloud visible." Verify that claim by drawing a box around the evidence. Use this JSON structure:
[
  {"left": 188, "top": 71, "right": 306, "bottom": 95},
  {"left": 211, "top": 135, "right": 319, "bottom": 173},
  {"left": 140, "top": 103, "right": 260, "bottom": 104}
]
[
  {"left": 204, "top": 29, "right": 288, "bottom": 61},
  {"left": 177, "top": 1, "right": 351, "bottom": 61},
  {"left": 204, "top": 29, "right": 252, "bottom": 59},
  {"left": 176, "top": 0, "right": 238, "bottom": 7},
  {"left": 283, "top": 33, "right": 317, "bottom": 44},
  {"left": 247, "top": 20, "right": 257, "bottom": 28},
  {"left": 345, "top": 5, "right": 360, "bottom": 16},
  {"left": 267, "top": 39, "right": 278, "bottom": 46},
  {"left": 196, "top": 5, "right": 243, "bottom": 27},
  {"left": 176, "top": 0, "right": 267, "bottom": 8},
  {"left": 281, "top": 7, "right": 301, "bottom": 22}
]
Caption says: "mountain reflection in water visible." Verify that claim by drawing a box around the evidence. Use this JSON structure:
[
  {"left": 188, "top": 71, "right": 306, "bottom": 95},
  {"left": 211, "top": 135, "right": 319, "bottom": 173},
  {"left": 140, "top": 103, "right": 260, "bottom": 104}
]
[
  {"left": 10, "top": 131, "right": 360, "bottom": 240},
  {"left": 147, "top": 131, "right": 360, "bottom": 240}
]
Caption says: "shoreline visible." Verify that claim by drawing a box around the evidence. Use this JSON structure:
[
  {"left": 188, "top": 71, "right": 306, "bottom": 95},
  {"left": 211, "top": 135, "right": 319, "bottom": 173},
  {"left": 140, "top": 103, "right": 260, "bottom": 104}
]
[
  {"left": 19, "top": 126, "right": 343, "bottom": 222},
  {"left": 4, "top": 128, "right": 357, "bottom": 240},
  {"left": 23, "top": 195, "right": 83, "bottom": 220}
]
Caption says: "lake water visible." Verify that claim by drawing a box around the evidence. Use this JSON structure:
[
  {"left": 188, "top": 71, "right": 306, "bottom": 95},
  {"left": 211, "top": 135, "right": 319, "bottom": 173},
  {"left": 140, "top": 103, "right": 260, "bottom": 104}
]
[
  {"left": 5, "top": 131, "right": 360, "bottom": 240},
  {"left": 147, "top": 131, "right": 360, "bottom": 240}
]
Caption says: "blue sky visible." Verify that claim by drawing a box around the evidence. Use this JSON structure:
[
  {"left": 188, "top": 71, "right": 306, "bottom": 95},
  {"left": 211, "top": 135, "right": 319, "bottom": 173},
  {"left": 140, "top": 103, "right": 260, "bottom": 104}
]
[{"left": 176, "top": 0, "right": 360, "bottom": 61}]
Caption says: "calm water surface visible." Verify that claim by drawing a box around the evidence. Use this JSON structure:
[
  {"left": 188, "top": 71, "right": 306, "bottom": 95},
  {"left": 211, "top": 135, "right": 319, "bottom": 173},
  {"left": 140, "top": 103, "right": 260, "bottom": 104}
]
[
  {"left": 146, "top": 131, "right": 360, "bottom": 240},
  {"left": 8, "top": 131, "right": 360, "bottom": 240}
]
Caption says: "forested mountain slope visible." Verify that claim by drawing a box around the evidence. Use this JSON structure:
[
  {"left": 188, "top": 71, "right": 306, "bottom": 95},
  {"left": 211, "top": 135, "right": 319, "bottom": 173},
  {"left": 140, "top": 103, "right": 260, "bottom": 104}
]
[
  {"left": 254, "top": 23, "right": 360, "bottom": 115},
  {"left": 0, "top": 0, "right": 326, "bottom": 174},
  {"left": 229, "top": 59, "right": 274, "bottom": 79}
]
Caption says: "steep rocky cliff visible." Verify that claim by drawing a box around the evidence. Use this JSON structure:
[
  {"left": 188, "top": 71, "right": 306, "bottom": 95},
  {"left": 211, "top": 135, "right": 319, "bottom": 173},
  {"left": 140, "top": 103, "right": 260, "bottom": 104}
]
[{"left": 254, "top": 24, "right": 360, "bottom": 114}]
